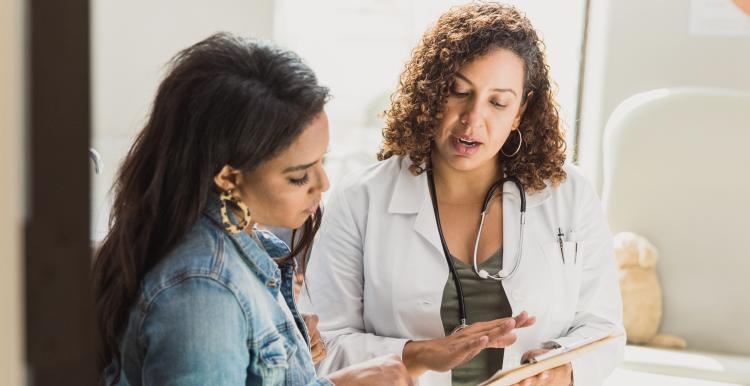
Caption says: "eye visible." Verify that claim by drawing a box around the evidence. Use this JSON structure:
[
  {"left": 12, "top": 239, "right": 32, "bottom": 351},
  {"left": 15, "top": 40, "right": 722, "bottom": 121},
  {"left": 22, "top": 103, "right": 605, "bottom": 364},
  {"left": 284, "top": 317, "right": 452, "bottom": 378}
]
[
  {"left": 288, "top": 173, "right": 310, "bottom": 186},
  {"left": 491, "top": 100, "right": 508, "bottom": 109},
  {"left": 450, "top": 87, "right": 470, "bottom": 97}
]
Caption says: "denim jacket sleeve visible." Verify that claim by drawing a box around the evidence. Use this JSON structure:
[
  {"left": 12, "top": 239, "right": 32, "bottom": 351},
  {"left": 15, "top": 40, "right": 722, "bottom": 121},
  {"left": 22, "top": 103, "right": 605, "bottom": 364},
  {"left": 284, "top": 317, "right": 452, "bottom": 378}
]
[
  {"left": 139, "top": 276, "right": 335, "bottom": 386},
  {"left": 140, "top": 277, "right": 249, "bottom": 385}
]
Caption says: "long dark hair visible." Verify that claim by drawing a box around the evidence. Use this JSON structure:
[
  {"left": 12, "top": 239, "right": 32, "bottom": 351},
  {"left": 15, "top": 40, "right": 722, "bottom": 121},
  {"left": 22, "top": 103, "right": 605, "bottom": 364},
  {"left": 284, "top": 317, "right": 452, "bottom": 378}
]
[{"left": 92, "top": 33, "right": 330, "bottom": 383}]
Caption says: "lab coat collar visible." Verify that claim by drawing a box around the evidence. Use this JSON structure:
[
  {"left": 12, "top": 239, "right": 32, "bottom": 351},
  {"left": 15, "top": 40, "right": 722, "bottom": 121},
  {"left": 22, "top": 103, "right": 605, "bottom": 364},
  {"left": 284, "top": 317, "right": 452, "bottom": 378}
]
[
  {"left": 387, "top": 157, "right": 553, "bottom": 258},
  {"left": 387, "top": 158, "right": 428, "bottom": 214},
  {"left": 387, "top": 157, "right": 552, "bottom": 215}
]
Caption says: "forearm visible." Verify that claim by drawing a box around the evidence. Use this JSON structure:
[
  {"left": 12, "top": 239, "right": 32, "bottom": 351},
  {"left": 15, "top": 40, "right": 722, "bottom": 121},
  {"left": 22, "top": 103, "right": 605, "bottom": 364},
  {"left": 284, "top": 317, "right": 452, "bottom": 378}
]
[
  {"left": 317, "top": 330, "right": 410, "bottom": 375},
  {"left": 401, "top": 340, "right": 429, "bottom": 378}
]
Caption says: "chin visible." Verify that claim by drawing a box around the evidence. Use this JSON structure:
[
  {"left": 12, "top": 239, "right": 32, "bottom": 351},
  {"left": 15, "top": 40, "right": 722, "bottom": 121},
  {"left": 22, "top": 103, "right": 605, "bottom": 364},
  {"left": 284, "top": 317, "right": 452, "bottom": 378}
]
[
  {"left": 446, "top": 157, "right": 484, "bottom": 171},
  {"left": 440, "top": 148, "right": 495, "bottom": 172},
  {"left": 288, "top": 213, "right": 313, "bottom": 229}
]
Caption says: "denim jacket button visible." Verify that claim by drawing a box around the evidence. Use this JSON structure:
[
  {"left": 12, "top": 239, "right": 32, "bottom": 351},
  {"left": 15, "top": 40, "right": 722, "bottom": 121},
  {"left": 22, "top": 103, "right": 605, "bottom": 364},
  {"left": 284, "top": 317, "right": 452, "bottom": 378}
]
[{"left": 267, "top": 279, "right": 277, "bottom": 288}]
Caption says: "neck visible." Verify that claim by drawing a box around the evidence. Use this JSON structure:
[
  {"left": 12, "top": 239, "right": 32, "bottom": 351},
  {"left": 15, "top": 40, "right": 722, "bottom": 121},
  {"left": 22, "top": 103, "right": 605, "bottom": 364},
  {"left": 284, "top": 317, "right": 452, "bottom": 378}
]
[
  {"left": 228, "top": 206, "right": 257, "bottom": 238},
  {"left": 430, "top": 153, "right": 503, "bottom": 205},
  {"left": 244, "top": 220, "right": 265, "bottom": 249}
]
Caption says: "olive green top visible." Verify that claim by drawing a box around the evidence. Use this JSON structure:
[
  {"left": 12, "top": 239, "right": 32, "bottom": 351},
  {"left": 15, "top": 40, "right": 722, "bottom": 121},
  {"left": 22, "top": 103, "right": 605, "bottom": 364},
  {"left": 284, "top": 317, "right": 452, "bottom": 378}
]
[{"left": 440, "top": 249, "right": 512, "bottom": 386}]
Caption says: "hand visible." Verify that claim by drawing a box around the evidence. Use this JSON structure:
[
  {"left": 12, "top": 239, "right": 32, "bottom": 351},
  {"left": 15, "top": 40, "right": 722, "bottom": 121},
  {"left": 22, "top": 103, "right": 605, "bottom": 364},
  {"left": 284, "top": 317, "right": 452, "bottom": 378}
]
[
  {"left": 510, "top": 348, "right": 572, "bottom": 386},
  {"left": 326, "top": 354, "right": 412, "bottom": 386},
  {"left": 402, "top": 311, "right": 536, "bottom": 378},
  {"left": 302, "top": 313, "right": 326, "bottom": 364}
]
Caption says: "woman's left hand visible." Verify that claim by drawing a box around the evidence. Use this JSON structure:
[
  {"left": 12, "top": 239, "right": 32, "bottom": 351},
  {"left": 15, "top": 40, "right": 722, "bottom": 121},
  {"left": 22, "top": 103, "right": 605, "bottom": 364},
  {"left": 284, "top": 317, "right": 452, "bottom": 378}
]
[
  {"left": 510, "top": 348, "right": 573, "bottom": 386},
  {"left": 302, "top": 313, "right": 327, "bottom": 364}
]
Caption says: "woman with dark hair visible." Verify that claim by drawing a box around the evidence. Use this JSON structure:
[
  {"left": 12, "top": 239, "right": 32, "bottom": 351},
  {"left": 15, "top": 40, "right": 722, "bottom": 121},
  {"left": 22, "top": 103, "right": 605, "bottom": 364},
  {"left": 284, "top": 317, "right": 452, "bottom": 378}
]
[
  {"left": 300, "top": 3, "right": 624, "bottom": 386},
  {"left": 92, "top": 33, "right": 411, "bottom": 386}
]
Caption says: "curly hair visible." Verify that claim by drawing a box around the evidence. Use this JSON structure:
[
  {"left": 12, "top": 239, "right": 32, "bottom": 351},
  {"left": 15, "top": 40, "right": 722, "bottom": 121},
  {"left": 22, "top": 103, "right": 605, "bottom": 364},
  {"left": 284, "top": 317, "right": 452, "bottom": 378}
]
[{"left": 377, "top": 2, "right": 566, "bottom": 192}]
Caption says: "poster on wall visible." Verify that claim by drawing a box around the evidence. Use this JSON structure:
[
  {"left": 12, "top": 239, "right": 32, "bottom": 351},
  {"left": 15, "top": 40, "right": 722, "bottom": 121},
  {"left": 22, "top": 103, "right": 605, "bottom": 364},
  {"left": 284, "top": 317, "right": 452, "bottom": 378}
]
[{"left": 689, "top": 0, "right": 750, "bottom": 36}]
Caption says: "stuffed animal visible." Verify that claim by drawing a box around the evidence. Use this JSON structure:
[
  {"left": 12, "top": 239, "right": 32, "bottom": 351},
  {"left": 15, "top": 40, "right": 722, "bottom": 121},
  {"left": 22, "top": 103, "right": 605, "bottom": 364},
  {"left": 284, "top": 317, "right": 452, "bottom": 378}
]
[{"left": 614, "top": 232, "right": 687, "bottom": 349}]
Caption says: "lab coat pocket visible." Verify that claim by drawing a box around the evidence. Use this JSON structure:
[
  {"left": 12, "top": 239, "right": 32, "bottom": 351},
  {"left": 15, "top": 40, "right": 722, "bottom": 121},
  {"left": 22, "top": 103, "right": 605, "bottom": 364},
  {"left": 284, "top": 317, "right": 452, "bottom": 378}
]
[
  {"left": 542, "top": 242, "right": 582, "bottom": 328},
  {"left": 544, "top": 241, "right": 580, "bottom": 267},
  {"left": 543, "top": 242, "right": 582, "bottom": 291}
]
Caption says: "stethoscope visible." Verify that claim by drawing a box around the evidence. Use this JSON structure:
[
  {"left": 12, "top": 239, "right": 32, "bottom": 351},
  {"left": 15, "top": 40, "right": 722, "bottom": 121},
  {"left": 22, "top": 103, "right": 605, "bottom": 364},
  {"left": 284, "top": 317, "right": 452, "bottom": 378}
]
[{"left": 426, "top": 169, "right": 526, "bottom": 332}]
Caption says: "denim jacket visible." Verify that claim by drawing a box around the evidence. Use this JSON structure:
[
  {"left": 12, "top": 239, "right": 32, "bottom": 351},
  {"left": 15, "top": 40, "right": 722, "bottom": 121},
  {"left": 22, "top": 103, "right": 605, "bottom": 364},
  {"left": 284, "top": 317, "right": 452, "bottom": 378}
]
[{"left": 112, "top": 195, "right": 333, "bottom": 386}]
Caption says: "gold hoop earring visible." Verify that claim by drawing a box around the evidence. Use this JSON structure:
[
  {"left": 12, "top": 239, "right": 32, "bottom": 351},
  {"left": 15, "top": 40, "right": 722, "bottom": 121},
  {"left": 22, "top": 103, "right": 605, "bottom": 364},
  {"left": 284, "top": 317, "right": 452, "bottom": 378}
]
[
  {"left": 219, "top": 189, "right": 251, "bottom": 234},
  {"left": 501, "top": 129, "right": 523, "bottom": 157}
]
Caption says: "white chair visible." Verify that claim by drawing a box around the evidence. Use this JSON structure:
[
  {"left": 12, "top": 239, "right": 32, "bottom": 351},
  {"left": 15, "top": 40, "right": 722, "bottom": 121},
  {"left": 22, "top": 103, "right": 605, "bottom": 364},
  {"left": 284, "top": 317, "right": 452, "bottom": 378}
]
[{"left": 601, "top": 87, "right": 750, "bottom": 385}]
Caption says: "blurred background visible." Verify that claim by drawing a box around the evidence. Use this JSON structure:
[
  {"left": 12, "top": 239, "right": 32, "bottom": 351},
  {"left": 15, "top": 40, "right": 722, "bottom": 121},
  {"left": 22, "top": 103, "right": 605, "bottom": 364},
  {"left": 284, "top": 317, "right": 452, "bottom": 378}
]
[{"left": 2, "top": 0, "right": 749, "bottom": 385}]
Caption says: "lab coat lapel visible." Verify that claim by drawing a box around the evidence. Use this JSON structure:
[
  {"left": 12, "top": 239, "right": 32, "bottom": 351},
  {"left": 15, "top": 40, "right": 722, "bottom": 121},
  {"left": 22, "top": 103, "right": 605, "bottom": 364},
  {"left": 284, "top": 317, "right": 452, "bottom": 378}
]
[
  {"left": 414, "top": 193, "right": 444, "bottom": 257},
  {"left": 502, "top": 183, "right": 521, "bottom": 272},
  {"left": 387, "top": 159, "right": 444, "bottom": 257},
  {"left": 502, "top": 180, "right": 552, "bottom": 274}
]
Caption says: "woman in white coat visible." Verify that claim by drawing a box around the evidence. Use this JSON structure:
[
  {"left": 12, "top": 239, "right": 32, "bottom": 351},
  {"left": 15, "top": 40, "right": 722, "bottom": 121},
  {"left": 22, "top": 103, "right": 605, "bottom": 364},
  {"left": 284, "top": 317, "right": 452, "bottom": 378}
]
[{"left": 300, "top": 4, "right": 624, "bottom": 386}]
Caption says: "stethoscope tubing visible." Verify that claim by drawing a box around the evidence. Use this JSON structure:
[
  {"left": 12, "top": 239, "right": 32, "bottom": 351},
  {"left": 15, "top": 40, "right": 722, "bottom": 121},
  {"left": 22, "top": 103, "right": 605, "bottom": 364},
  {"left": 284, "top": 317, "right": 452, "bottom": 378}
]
[{"left": 426, "top": 169, "right": 526, "bottom": 331}]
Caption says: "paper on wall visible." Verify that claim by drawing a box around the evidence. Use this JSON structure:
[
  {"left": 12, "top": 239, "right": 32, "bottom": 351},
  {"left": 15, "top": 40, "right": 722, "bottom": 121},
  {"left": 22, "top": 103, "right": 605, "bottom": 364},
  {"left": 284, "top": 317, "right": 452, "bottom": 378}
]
[{"left": 689, "top": 0, "right": 750, "bottom": 36}]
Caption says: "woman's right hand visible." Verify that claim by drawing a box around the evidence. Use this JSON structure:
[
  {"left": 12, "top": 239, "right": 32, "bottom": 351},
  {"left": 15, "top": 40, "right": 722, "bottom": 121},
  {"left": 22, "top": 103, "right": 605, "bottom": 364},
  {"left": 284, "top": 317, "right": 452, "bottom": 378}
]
[
  {"left": 402, "top": 311, "right": 536, "bottom": 378},
  {"left": 326, "top": 354, "right": 412, "bottom": 386}
]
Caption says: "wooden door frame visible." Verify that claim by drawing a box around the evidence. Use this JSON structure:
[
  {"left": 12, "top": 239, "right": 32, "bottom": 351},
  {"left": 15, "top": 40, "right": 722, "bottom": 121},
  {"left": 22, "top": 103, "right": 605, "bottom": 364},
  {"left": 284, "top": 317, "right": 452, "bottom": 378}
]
[{"left": 26, "top": 0, "right": 97, "bottom": 384}]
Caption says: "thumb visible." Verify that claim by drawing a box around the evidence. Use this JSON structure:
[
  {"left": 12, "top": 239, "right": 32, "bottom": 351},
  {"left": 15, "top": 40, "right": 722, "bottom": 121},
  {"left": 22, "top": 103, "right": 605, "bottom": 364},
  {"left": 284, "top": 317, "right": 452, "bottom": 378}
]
[{"left": 521, "top": 348, "right": 549, "bottom": 364}]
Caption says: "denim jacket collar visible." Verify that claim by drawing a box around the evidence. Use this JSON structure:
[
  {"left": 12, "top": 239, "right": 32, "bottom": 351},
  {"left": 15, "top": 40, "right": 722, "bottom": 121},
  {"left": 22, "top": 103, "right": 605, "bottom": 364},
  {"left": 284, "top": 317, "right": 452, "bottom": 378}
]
[{"left": 202, "top": 194, "right": 286, "bottom": 289}]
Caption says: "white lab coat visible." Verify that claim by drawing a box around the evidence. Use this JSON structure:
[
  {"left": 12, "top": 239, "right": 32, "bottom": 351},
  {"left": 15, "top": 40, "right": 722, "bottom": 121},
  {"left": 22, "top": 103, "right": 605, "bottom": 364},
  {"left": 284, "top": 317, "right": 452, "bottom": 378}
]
[{"left": 299, "top": 156, "right": 624, "bottom": 386}]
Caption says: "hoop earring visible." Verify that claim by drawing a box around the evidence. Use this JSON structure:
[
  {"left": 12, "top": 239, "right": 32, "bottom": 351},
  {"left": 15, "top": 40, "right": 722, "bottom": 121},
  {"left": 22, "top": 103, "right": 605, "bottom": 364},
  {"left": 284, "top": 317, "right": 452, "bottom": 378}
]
[
  {"left": 501, "top": 129, "right": 523, "bottom": 157},
  {"left": 219, "top": 189, "right": 252, "bottom": 234}
]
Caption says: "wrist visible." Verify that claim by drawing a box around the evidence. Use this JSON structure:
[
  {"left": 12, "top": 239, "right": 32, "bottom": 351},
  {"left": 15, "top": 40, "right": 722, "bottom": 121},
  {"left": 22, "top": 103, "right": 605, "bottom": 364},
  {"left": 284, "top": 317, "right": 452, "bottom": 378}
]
[
  {"left": 325, "top": 371, "right": 347, "bottom": 386},
  {"left": 402, "top": 340, "right": 429, "bottom": 378}
]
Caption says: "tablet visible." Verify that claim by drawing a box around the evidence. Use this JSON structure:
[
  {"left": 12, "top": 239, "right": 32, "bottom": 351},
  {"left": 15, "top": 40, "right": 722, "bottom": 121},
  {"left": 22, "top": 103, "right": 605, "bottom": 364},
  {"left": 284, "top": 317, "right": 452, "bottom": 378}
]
[{"left": 478, "top": 333, "right": 624, "bottom": 386}]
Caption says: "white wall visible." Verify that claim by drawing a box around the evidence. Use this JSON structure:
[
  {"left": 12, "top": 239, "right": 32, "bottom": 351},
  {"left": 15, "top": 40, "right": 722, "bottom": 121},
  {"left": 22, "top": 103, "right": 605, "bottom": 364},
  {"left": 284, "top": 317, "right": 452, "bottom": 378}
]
[
  {"left": 578, "top": 0, "right": 750, "bottom": 189},
  {"left": 91, "top": 0, "right": 275, "bottom": 241},
  {"left": 0, "top": 0, "right": 25, "bottom": 383}
]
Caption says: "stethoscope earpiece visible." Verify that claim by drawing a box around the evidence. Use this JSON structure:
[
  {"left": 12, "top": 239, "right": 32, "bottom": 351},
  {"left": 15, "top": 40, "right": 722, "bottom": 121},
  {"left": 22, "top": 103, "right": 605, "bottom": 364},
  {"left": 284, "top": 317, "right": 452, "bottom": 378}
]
[{"left": 478, "top": 270, "right": 490, "bottom": 279}]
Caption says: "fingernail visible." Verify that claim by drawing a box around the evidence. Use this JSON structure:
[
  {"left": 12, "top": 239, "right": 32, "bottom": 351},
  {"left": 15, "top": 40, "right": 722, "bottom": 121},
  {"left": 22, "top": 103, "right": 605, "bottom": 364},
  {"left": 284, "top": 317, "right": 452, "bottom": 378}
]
[{"left": 540, "top": 371, "right": 549, "bottom": 380}]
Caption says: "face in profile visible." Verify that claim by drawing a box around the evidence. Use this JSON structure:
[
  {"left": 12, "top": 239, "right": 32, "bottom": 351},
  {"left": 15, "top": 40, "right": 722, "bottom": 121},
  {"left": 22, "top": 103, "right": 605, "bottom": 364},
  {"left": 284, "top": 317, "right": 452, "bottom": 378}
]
[
  {"left": 431, "top": 48, "right": 527, "bottom": 174},
  {"left": 216, "top": 111, "right": 330, "bottom": 230}
]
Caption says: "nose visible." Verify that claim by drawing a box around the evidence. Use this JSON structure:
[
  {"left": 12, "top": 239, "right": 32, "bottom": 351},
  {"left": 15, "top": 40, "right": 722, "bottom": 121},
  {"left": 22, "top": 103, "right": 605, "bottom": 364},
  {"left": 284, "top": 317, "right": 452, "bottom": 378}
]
[
  {"left": 459, "top": 97, "right": 485, "bottom": 131},
  {"left": 310, "top": 165, "right": 330, "bottom": 194}
]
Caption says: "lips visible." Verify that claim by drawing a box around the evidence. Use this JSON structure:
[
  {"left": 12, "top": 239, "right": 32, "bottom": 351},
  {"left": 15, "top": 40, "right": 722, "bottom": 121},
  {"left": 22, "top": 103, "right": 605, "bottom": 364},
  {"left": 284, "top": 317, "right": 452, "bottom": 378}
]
[
  {"left": 450, "top": 135, "right": 482, "bottom": 155},
  {"left": 303, "top": 203, "right": 319, "bottom": 215}
]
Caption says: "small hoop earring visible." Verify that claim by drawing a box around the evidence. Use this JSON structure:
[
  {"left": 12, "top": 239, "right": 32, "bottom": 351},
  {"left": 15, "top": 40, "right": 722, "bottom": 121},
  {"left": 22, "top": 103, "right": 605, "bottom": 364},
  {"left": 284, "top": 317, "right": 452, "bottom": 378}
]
[
  {"left": 219, "top": 189, "right": 251, "bottom": 234},
  {"left": 501, "top": 129, "right": 523, "bottom": 157}
]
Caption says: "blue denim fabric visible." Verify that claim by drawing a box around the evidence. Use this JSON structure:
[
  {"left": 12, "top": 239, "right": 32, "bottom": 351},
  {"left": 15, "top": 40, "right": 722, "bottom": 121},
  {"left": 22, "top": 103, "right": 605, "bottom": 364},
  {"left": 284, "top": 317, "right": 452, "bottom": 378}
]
[{"left": 111, "top": 195, "right": 333, "bottom": 386}]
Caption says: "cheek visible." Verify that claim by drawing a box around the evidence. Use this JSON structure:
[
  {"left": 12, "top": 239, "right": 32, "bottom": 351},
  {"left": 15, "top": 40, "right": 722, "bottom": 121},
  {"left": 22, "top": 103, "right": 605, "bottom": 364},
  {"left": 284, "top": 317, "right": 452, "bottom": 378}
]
[
  {"left": 264, "top": 189, "right": 310, "bottom": 226},
  {"left": 435, "top": 103, "right": 461, "bottom": 132},
  {"left": 487, "top": 123, "right": 513, "bottom": 146}
]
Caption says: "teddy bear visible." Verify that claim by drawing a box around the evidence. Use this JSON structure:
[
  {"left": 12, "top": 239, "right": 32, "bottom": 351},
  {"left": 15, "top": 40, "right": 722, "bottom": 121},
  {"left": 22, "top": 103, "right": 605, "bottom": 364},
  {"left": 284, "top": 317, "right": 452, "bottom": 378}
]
[{"left": 614, "top": 232, "right": 687, "bottom": 349}]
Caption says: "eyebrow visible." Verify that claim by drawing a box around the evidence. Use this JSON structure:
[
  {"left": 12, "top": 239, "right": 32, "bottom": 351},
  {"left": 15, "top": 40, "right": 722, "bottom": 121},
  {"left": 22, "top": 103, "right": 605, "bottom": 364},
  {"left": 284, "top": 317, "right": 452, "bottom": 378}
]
[
  {"left": 455, "top": 72, "right": 518, "bottom": 97},
  {"left": 283, "top": 160, "right": 318, "bottom": 173}
]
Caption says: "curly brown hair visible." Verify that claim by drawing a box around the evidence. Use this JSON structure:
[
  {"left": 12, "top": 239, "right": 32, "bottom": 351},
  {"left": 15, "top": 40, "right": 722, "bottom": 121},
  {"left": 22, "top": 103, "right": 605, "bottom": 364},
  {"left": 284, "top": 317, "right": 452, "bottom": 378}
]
[{"left": 377, "top": 2, "right": 566, "bottom": 192}]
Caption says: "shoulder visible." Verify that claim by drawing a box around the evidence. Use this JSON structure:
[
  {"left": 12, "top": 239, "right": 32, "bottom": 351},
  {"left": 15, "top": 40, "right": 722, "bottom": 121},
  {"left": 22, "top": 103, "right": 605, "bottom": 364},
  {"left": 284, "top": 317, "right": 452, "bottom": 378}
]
[
  {"left": 138, "top": 218, "right": 261, "bottom": 312},
  {"left": 543, "top": 162, "right": 602, "bottom": 209},
  {"left": 333, "top": 155, "right": 406, "bottom": 196},
  {"left": 561, "top": 163, "right": 595, "bottom": 192}
]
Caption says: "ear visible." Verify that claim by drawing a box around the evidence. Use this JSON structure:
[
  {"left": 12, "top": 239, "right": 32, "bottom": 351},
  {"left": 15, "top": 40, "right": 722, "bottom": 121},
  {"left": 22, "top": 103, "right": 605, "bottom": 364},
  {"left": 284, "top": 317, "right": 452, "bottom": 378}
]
[
  {"left": 213, "top": 165, "right": 243, "bottom": 193},
  {"left": 512, "top": 91, "right": 533, "bottom": 129}
]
